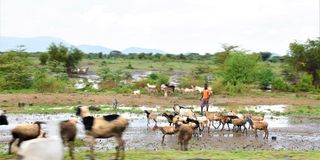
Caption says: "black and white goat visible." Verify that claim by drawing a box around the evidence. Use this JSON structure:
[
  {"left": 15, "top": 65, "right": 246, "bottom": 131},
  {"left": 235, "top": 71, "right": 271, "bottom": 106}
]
[
  {"left": 0, "top": 110, "right": 8, "bottom": 125},
  {"left": 76, "top": 106, "right": 129, "bottom": 160}
]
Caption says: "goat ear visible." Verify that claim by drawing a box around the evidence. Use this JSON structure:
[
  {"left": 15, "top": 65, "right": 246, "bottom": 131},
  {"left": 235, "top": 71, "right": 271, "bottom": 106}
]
[{"left": 75, "top": 106, "right": 82, "bottom": 116}]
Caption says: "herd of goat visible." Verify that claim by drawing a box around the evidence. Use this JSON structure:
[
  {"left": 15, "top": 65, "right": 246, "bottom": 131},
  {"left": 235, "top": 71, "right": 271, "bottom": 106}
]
[{"left": 0, "top": 104, "right": 268, "bottom": 160}]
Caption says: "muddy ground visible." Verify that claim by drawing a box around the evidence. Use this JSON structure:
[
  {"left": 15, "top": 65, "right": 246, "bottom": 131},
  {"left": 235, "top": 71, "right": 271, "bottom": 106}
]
[
  {"left": 1, "top": 110, "right": 320, "bottom": 152},
  {"left": 0, "top": 93, "right": 320, "bottom": 108}
]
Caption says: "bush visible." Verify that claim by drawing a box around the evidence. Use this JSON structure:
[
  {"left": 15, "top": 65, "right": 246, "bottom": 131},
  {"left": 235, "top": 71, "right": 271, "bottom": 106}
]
[
  {"left": 256, "top": 64, "right": 274, "bottom": 89},
  {"left": 99, "top": 80, "right": 117, "bottom": 90},
  {"left": 33, "top": 75, "right": 66, "bottom": 93},
  {"left": 272, "top": 78, "right": 289, "bottom": 91},
  {"left": 225, "top": 82, "right": 247, "bottom": 93},
  {"left": 125, "top": 63, "right": 134, "bottom": 69},
  {"left": 296, "top": 74, "right": 313, "bottom": 92},
  {"left": 0, "top": 52, "right": 33, "bottom": 90},
  {"left": 146, "top": 73, "right": 169, "bottom": 86},
  {"left": 223, "top": 52, "right": 258, "bottom": 86},
  {"left": 210, "top": 77, "right": 226, "bottom": 94}
]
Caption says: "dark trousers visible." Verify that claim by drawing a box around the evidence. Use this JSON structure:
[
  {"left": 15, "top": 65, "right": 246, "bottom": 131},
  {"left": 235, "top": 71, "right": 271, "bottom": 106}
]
[{"left": 200, "top": 99, "right": 209, "bottom": 115}]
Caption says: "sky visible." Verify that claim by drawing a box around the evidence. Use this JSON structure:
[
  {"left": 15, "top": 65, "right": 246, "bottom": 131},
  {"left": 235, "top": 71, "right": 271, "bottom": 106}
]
[{"left": 0, "top": 0, "right": 319, "bottom": 55}]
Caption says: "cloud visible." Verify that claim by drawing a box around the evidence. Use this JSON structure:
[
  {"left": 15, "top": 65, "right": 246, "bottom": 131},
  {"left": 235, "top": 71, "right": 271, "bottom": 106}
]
[{"left": 1, "top": 0, "right": 318, "bottom": 54}]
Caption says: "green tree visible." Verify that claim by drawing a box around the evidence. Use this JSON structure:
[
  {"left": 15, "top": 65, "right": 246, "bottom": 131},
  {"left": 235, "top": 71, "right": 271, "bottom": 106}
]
[
  {"left": 39, "top": 53, "right": 49, "bottom": 65},
  {"left": 288, "top": 39, "right": 320, "bottom": 88},
  {"left": 47, "top": 43, "right": 83, "bottom": 74},
  {"left": 256, "top": 63, "right": 274, "bottom": 89},
  {"left": 259, "top": 52, "right": 272, "bottom": 61},
  {"left": 222, "top": 52, "right": 258, "bottom": 86},
  {"left": 0, "top": 52, "right": 32, "bottom": 89},
  {"left": 214, "top": 44, "right": 238, "bottom": 64}
]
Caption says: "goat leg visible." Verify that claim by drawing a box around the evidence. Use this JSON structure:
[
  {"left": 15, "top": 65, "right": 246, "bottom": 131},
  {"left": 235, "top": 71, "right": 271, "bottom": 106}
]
[
  {"left": 68, "top": 141, "right": 75, "bottom": 160},
  {"left": 161, "top": 135, "right": 166, "bottom": 144},
  {"left": 8, "top": 138, "right": 16, "bottom": 154}
]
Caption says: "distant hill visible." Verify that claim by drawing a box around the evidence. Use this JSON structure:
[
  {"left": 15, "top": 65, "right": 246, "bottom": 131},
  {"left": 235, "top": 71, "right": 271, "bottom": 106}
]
[
  {"left": 0, "top": 36, "right": 165, "bottom": 54},
  {"left": 77, "top": 45, "right": 112, "bottom": 53},
  {"left": 0, "top": 36, "right": 68, "bottom": 52},
  {"left": 0, "top": 36, "right": 112, "bottom": 53},
  {"left": 122, "top": 47, "right": 165, "bottom": 54}
]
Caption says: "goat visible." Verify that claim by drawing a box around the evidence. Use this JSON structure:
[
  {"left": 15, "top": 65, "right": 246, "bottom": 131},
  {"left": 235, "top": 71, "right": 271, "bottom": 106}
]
[
  {"left": 112, "top": 98, "right": 118, "bottom": 110},
  {"left": 173, "top": 105, "right": 195, "bottom": 118},
  {"left": 144, "top": 110, "right": 157, "bottom": 126},
  {"left": 204, "top": 111, "right": 221, "bottom": 131},
  {"left": 60, "top": 118, "right": 77, "bottom": 160},
  {"left": 18, "top": 121, "right": 64, "bottom": 160},
  {"left": 232, "top": 118, "right": 247, "bottom": 134},
  {"left": 133, "top": 89, "right": 141, "bottom": 95},
  {"left": 162, "top": 112, "right": 177, "bottom": 126},
  {"left": 152, "top": 124, "right": 178, "bottom": 144},
  {"left": 247, "top": 113, "right": 265, "bottom": 129},
  {"left": 182, "top": 87, "right": 195, "bottom": 94},
  {"left": 215, "top": 113, "right": 239, "bottom": 131},
  {"left": 146, "top": 83, "right": 156, "bottom": 89},
  {"left": 194, "top": 115, "right": 209, "bottom": 132},
  {"left": 76, "top": 106, "right": 129, "bottom": 160},
  {"left": 247, "top": 118, "right": 269, "bottom": 139},
  {"left": 0, "top": 110, "right": 9, "bottom": 125},
  {"left": 8, "top": 121, "right": 45, "bottom": 154},
  {"left": 175, "top": 123, "right": 193, "bottom": 151}
]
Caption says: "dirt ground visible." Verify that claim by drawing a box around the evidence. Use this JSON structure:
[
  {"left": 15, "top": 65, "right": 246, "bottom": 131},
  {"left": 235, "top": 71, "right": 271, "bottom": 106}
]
[{"left": 0, "top": 93, "right": 319, "bottom": 107}]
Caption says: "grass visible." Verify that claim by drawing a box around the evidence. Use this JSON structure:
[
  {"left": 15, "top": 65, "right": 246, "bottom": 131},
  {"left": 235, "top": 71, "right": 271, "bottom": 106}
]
[
  {"left": 1, "top": 150, "right": 319, "bottom": 160},
  {"left": 273, "top": 105, "right": 320, "bottom": 116},
  {"left": 1, "top": 104, "right": 146, "bottom": 114}
]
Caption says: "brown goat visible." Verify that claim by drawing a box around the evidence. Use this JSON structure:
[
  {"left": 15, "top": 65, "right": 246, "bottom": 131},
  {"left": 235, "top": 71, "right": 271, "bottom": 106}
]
[
  {"left": 162, "top": 112, "right": 177, "bottom": 126},
  {"left": 60, "top": 118, "right": 77, "bottom": 159},
  {"left": 232, "top": 118, "right": 247, "bottom": 134},
  {"left": 144, "top": 110, "right": 158, "bottom": 126},
  {"left": 204, "top": 111, "right": 221, "bottom": 131},
  {"left": 153, "top": 124, "right": 178, "bottom": 144},
  {"left": 247, "top": 113, "right": 265, "bottom": 129},
  {"left": 216, "top": 114, "right": 239, "bottom": 131},
  {"left": 252, "top": 120, "right": 269, "bottom": 139},
  {"left": 8, "top": 121, "right": 45, "bottom": 154},
  {"left": 175, "top": 123, "right": 193, "bottom": 151}
]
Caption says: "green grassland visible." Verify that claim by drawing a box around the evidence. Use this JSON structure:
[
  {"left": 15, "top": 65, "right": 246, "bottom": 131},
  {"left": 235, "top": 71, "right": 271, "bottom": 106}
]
[{"left": 1, "top": 150, "right": 319, "bottom": 160}]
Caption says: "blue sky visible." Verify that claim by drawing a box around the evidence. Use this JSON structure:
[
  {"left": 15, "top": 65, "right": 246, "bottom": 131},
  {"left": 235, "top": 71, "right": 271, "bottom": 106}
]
[{"left": 0, "top": 0, "right": 318, "bottom": 54}]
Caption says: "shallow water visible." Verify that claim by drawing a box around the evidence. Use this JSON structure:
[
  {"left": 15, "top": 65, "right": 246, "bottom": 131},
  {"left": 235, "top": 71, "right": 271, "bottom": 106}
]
[{"left": 1, "top": 105, "right": 320, "bottom": 152}]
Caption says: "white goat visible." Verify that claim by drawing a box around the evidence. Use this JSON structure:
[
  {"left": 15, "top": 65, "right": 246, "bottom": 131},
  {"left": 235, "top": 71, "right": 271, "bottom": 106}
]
[
  {"left": 147, "top": 83, "right": 156, "bottom": 89},
  {"left": 18, "top": 121, "right": 64, "bottom": 160},
  {"left": 133, "top": 89, "right": 141, "bottom": 95}
]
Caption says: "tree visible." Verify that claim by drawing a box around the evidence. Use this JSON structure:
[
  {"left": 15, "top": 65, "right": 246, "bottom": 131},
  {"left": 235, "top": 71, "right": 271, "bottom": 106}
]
[
  {"left": 39, "top": 53, "right": 49, "bottom": 65},
  {"left": 259, "top": 52, "right": 272, "bottom": 61},
  {"left": 0, "top": 52, "right": 32, "bottom": 89},
  {"left": 47, "top": 43, "right": 83, "bottom": 74},
  {"left": 214, "top": 44, "right": 238, "bottom": 64},
  {"left": 288, "top": 39, "right": 320, "bottom": 88},
  {"left": 98, "top": 52, "right": 103, "bottom": 59},
  {"left": 222, "top": 52, "right": 258, "bottom": 86}
]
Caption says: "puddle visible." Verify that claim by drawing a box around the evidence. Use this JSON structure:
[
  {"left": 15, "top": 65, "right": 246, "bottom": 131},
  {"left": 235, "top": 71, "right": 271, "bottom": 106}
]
[{"left": 1, "top": 105, "right": 320, "bottom": 152}]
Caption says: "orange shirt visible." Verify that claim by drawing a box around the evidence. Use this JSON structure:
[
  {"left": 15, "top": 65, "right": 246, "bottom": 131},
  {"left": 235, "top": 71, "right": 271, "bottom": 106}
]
[{"left": 202, "top": 89, "right": 211, "bottom": 100}]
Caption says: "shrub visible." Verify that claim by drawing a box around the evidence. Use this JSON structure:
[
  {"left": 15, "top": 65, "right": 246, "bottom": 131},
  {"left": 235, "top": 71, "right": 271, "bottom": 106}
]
[
  {"left": 99, "top": 80, "right": 117, "bottom": 90},
  {"left": 272, "top": 78, "right": 289, "bottom": 91},
  {"left": 296, "top": 74, "right": 313, "bottom": 92},
  {"left": 33, "top": 74, "right": 66, "bottom": 93},
  {"left": 223, "top": 52, "right": 258, "bottom": 86},
  {"left": 209, "top": 77, "right": 226, "bottom": 94},
  {"left": 146, "top": 73, "right": 169, "bottom": 86},
  {"left": 256, "top": 64, "right": 274, "bottom": 89}
]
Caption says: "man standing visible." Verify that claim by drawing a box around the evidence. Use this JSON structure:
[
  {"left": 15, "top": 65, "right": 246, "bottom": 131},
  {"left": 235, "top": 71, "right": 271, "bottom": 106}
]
[{"left": 200, "top": 84, "right": 211, "bottom": 115}]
